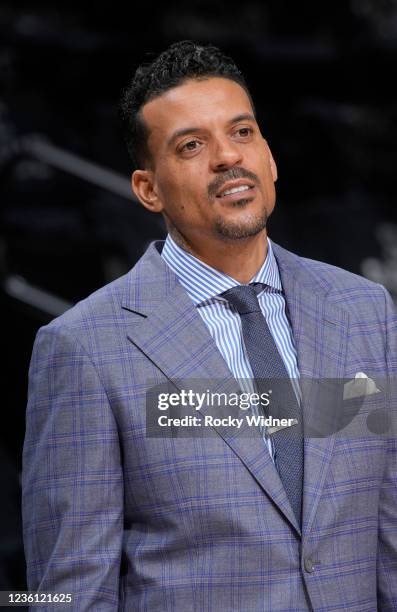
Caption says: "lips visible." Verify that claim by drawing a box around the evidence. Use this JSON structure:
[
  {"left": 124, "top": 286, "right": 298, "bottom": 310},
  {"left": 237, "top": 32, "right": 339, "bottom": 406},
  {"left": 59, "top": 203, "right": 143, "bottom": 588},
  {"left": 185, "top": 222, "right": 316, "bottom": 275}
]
[
  {"left": 217, "top": 186, "right": 256, "bottom": 203},
  {"left": 216, "top": 179, "right": 255, "bottom": 198}
]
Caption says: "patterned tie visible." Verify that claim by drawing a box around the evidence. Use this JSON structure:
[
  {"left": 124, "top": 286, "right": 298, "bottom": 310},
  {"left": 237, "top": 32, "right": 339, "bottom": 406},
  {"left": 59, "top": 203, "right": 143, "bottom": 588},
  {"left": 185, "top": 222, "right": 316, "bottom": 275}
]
[{"left": 221, "top": 284, "right": 303, "bottom": 525}]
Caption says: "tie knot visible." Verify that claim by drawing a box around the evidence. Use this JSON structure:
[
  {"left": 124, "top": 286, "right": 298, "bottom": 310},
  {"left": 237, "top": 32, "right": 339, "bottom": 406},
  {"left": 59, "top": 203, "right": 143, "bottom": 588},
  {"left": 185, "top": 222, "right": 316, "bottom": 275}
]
[{"left": 221, "top": 284, "right": 261, "bottom": 314}]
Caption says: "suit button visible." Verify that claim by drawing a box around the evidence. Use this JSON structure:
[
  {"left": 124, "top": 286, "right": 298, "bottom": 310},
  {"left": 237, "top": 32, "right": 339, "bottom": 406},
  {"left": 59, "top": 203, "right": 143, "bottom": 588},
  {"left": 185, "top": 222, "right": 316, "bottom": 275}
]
[{"left": 304, "top": 557, "right": 315, "bottom": 573}]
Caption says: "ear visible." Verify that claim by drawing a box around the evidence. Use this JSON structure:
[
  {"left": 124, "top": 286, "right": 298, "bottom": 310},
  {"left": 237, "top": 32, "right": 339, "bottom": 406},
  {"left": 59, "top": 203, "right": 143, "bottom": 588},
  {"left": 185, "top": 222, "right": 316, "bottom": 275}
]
[
  {"left": 263, "top": 138, "right": 278, "bottom": 182},
  {"left": 131, "top": 169, "right": 164, "bottom": 213}
]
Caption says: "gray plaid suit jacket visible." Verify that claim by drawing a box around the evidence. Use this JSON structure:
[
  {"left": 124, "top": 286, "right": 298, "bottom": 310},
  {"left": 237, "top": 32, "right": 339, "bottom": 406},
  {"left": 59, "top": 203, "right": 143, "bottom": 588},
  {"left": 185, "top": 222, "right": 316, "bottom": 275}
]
[{"left": 22, "top": 239, "right": 397, "bottom": 611}]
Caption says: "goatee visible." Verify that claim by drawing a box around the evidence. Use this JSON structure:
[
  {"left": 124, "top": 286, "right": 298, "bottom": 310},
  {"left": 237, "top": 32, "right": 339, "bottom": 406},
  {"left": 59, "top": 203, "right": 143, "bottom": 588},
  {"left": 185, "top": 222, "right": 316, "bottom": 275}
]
[{"left": 214, "top": 204, "right": 269, "bottom": 240}]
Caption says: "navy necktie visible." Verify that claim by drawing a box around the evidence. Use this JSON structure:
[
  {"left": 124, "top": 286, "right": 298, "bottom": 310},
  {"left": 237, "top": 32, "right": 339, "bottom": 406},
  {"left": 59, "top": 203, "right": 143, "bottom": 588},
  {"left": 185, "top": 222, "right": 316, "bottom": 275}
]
[{"left": 221, "top": 284, "right": 303, "bottom": 525}]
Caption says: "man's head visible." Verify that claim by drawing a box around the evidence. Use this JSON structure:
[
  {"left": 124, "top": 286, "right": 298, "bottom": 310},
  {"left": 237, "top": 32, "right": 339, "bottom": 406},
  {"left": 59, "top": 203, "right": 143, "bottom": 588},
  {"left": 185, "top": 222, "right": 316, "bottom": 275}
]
[{"left": 119, "top": 40, "right": 277, "bottom": 250}]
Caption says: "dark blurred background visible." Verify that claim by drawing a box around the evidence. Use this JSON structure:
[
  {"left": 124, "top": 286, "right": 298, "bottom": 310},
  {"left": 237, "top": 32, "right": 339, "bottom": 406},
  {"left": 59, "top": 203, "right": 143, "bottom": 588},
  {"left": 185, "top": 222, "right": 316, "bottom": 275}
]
[{"left": 1, "top": 0, "right": 396, "bottom": 592}]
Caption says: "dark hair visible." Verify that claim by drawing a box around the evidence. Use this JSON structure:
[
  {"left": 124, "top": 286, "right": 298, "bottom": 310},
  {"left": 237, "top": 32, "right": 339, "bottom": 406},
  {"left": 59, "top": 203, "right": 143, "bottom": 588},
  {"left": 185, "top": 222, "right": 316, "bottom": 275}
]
[{"left": 118, "top": 40, "right": 255, "bottom": 170}]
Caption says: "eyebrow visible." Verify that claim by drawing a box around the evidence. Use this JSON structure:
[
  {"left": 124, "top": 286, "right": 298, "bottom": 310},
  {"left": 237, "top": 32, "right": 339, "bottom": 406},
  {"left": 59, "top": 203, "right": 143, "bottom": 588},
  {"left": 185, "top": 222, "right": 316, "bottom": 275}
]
[{"left": 166, "top": 113, "right": 256, "bottom": 148}]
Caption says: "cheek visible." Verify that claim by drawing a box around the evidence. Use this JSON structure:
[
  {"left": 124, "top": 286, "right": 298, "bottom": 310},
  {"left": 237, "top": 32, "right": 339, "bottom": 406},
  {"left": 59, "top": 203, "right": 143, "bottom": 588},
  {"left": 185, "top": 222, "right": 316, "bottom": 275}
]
[
  {"left": 157, "top": 170, "right": 184, "bottom": 206},
  {"left": 172, "top": 172, "right": 207, "bottom": 208},
  {"left": 156, "top": 161, "right": 209, "bottom": 218},
  {"left": 156, "top": 175, "right": 192, "bottom": 220},
  {"left": 257, "top": 155, "right": 275, "bottom": 187}
]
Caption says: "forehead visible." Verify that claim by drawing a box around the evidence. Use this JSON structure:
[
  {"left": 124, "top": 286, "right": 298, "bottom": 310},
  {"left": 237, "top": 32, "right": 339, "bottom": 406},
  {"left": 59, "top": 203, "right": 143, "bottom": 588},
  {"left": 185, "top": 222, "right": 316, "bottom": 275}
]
[{"left": 141, "top": 77, "right": 254, "bottom": 147}]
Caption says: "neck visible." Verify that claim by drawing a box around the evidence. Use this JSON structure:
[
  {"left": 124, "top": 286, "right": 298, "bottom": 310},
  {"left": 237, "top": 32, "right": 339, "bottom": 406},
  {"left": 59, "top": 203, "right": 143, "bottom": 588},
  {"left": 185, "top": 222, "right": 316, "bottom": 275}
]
[{"left": 169, "top": 228, "right": 268, "bottom": 284}]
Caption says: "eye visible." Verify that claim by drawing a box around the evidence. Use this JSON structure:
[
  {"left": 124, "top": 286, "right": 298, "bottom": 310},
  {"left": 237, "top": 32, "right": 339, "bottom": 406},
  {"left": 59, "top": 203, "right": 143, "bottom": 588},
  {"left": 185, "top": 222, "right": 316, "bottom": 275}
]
[
  {"left": 236, "top": 127, "right": 253, "bottom": 137},
  {"left": 181, "top": 139, "right": 201, "bottom": 152}
]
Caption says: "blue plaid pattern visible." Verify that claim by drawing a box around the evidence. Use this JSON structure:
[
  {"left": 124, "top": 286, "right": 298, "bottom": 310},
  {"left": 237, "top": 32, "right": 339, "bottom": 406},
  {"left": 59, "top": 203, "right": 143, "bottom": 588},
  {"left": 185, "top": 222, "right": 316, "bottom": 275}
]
[{"left": 22, "top": 239, "right": 397, "bottom": 611}]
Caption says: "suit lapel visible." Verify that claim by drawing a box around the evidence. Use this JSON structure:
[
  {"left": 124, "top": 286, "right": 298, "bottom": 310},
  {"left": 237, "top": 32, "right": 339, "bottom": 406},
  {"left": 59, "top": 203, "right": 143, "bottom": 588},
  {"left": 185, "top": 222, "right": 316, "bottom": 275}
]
[
  {"left": 273, "top": 242, "right": 350, "bottom": 535},
  {"left": 122, "top": 240, "right": 301, "bottom": 534}
]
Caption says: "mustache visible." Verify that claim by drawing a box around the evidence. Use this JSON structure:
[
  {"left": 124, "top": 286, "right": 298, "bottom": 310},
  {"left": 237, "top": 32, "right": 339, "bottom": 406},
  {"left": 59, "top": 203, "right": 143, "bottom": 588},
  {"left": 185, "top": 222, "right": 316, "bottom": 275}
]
[{"left": 208, "top": 167, "right": 259, "bottom": 199}]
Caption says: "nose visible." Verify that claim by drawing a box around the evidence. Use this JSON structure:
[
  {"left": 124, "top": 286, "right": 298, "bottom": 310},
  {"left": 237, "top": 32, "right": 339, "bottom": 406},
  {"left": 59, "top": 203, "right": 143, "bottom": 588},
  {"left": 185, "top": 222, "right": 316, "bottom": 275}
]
[{"left": 209, "top": 135, "right": 243, "bottom": 172}]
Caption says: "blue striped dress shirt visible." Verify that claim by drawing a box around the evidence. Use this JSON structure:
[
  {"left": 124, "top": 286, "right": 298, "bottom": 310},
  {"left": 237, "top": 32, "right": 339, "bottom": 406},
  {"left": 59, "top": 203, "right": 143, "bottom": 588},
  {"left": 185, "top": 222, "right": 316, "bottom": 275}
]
[{"left": 161, "top": 234, "right": 300, "bottom": 459}]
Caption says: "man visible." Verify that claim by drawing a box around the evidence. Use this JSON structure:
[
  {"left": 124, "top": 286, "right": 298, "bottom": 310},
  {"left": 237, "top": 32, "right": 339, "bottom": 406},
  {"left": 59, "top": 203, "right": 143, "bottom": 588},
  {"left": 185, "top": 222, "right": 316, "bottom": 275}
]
[{"left": 22, "top": 40, "right": 397, "bottom": 611}]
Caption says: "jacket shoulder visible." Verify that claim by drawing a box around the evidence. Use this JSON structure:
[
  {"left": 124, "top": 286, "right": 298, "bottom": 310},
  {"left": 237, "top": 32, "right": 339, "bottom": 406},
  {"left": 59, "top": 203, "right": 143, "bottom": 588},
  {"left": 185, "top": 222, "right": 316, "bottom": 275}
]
[
  {"left": 39, "top": 271, "right": 130, "bottom": 341},
  {"left": 272, "top": 241, "right": 387, "bottom": 297}
]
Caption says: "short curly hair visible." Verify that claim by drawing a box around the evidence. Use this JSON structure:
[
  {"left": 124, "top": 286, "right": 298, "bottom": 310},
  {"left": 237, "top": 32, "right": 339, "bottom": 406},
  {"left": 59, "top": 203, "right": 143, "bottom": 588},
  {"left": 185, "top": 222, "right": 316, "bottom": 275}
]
[{"left": 118, "top": 40, "right": 255, "bottom": 170}]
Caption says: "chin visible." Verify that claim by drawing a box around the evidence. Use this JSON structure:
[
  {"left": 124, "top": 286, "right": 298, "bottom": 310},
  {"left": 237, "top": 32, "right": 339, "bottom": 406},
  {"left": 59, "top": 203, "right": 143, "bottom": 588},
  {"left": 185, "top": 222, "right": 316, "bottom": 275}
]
[{"left": 214, "top": 212, "right": 268, "bottom": 240}]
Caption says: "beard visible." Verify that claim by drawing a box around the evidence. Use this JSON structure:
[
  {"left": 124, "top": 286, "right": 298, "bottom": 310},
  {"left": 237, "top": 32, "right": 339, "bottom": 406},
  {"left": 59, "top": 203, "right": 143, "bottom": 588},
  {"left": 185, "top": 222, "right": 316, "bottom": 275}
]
[{"left": 213, "top": 198, "right": 270, "bottom": 240}]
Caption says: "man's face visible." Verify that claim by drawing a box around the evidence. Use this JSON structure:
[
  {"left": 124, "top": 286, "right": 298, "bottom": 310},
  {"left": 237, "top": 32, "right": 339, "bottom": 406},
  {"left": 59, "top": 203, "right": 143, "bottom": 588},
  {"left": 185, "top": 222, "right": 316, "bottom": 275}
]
[{"left": 132, "top": 76, "right": 277, "bottom": 245}]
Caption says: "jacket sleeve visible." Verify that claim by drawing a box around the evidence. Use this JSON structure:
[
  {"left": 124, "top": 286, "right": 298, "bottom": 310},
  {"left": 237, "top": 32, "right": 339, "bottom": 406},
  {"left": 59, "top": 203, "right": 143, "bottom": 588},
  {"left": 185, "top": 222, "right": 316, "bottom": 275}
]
[
  {"left": 377, "top": 286, "right": 397, "bottom": 611},
  {"left": 22, "top": 324, "right": 124, "bottom": 611}
]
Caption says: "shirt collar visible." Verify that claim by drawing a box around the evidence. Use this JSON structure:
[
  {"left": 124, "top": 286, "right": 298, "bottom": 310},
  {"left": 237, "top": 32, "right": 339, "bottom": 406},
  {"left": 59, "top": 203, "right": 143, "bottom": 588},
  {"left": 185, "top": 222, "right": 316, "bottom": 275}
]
[{"left": 161, "top": 233, "right": 283, "bottom": 306}]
